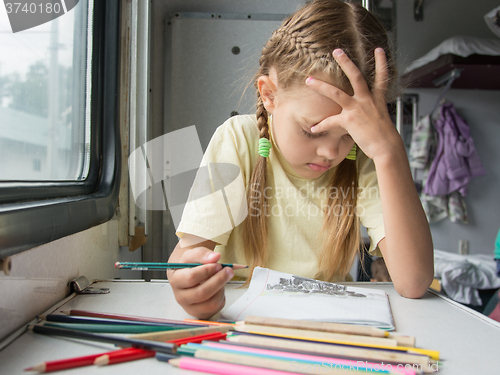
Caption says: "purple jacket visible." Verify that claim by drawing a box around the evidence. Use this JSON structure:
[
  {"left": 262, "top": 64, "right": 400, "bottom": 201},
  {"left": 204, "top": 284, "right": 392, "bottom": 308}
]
[{"left": 424, "top": 102, "right": 485, "bottom": 197}]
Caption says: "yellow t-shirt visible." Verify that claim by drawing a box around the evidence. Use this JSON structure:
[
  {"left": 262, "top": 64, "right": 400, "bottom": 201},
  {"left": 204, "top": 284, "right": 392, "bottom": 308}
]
[{"left": 176, "top": 115, "right": 385, "bottom": 280}]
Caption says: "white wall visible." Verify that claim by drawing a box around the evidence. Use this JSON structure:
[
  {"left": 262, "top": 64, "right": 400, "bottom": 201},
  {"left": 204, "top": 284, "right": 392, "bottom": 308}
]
[{"left": 0, "top": 220, "right": 141, "bottom": 341}]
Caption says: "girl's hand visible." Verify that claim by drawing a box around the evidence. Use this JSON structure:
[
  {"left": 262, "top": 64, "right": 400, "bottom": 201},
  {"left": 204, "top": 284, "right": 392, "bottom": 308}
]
[
  {"left": 168, "top": 239, "right": 234, "bottom": 319},
  {"left": 305, "top": 48, "right": 403, "bottom": 162}
]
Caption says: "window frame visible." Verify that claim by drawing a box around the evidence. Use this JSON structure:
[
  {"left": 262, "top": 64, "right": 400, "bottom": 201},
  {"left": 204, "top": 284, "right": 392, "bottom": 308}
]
[{"left": 0, "top": 0, "right": 121, "bottom": 258}]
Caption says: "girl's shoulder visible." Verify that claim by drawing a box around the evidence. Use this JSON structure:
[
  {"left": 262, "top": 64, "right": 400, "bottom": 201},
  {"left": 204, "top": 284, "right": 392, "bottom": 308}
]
[
  {"left": 210, "top": 115, "right": 260, "bottom": 154},
  {"left": 205, "top": 115, "right": 259, "bottom": 166},
  {"left": 216, "top": 114, "right": 259, "bottom": 140}
]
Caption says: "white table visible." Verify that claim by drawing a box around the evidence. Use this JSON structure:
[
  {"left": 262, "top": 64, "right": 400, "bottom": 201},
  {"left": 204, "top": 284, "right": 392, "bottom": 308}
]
[{"left": 1, "top": 280, "right": 500, "bottom": 374}]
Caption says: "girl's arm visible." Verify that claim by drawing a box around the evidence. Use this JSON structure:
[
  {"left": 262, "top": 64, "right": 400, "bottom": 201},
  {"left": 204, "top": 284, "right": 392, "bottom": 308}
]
[
  {"left": 305, "top": 48, "right": 434, "bottom": 298},
  {"left": 168, "top": 234, "right": 234, "bottom": 319},
  {"left": 372, "top": 145, "right": 434, "bottom": 298}
]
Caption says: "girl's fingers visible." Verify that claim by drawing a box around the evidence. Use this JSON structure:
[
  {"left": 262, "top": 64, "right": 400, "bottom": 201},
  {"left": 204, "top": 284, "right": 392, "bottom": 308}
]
[
  {"left": 305, "top": 48, "right": 376, "bottom": 109},
  {"left": 179, "top": 246, "right": 221, "bottom": 264},
  {"left": 310, "top": 115, "right": 344, "bottom": 135},
  {"left": 167, "top": 246, "right": 222, "bottom": 289},
  {"left": 186, "top": 291, "right": 226, "bottom": 320},
  {"left": 170, "top": 262, "right": 223, "bottom": 289},
  {"left": 305, "top": 76, "right": 352, "bottom": 108},
  {"left": 174, "top": 266, "right": 234, "bottom": 305},
  {"left": 373, "top": 48, "right": 389, "bottom": 102},
  {"left": 331, "top": 48, "right": 370, "bottom": 97}
]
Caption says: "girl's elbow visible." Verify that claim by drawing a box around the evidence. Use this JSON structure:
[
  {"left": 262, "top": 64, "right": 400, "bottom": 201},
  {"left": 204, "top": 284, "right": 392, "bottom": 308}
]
[
  {"left": 394, "top": 273, "right": 434, "bottom": 299},
  {"left": 395, "top": 285, "right": 427, "bottom": 299}
]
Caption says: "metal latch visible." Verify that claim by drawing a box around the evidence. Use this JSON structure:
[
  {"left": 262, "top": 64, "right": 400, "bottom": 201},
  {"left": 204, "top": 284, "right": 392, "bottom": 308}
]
[{"left": 69, "top": 276, "right": 110, "bottom": 294}]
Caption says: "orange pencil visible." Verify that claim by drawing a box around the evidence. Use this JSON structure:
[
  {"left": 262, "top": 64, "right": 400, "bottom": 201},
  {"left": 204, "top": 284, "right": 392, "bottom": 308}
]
[{"left": 183, "top": 319, "right": 235, "bottom": 327}]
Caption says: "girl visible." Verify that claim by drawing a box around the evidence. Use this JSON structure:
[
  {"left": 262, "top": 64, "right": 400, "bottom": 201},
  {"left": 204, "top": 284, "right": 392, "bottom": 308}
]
[{"left": 168, "top": 0, "right": 434, "bottom": 319}]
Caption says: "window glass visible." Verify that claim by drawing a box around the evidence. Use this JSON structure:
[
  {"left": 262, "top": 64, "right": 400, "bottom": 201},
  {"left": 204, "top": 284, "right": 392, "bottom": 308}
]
[{"left": 0, "top": 0, "right": 91, "bottom": 181}]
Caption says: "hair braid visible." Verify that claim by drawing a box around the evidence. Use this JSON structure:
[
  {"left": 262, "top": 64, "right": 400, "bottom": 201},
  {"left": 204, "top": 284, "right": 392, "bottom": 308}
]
[{"left": 242, "top": 95, "right": 270, "bottom": 285}]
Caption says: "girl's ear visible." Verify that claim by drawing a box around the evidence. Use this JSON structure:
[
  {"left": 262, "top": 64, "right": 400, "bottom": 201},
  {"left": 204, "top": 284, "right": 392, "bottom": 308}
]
[{"left": 257, "top": 76, "right": 277, "bottom": 114}]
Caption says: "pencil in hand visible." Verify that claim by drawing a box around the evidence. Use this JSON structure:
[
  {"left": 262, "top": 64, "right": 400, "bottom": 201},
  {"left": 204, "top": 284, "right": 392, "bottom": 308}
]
[{"left": 114, "top": 262, "right": 248, "bottom": 270}]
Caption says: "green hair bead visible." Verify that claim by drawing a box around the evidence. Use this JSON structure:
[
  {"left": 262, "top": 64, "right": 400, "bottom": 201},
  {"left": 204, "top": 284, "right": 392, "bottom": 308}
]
[
  {"left": 346, "top": 144, "right": 357, "bottom": 161},
  {"left": 258, "top": 137, "right": 272, "bottom": 158}
]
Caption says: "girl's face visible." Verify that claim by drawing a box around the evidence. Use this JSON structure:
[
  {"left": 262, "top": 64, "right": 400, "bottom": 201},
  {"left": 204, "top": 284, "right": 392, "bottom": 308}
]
[{"left": 262, "top": 78, "right": 354, "bottom": 179}]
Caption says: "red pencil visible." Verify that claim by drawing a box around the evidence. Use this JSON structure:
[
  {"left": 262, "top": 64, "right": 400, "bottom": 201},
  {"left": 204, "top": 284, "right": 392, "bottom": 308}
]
[
  {"left": 93, "top": 332, "right": 227, "bottom": 367},
  {"left": 24, "top": 348, "right": 139, "bottom": 373},
  {"left": 94, "top": 348, "right": 155, "bottom": 366},
  {"left": 168, "top": 332, "right": 227, "bottom": 345}
]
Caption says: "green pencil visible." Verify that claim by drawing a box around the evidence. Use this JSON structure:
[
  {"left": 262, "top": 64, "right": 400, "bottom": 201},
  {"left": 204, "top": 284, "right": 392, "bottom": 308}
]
[
  {"left": 30, "top": 324, "right": 177, "bottom": 354},
  {"left": 114, "top": 262, "right": 248, "bottom": 271},
  {"left": 42, "top": 322, "right": 190, "bottom": 334}
]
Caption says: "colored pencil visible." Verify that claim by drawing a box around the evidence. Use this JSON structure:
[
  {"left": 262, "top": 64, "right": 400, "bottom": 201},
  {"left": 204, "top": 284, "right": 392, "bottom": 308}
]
[
  {"left": 188, "top": 342, "right": 416, "bottom": 375},
  {"left": 155, "top": 352, "right": 181, "bottom": 363},
  {"left": 192, "top": 348, "right": 412, "bottom": 375},
  {"left": 242, "top": 315, "right": 389, "bottom": 337},
  {"left": 226, "top": 334, "right": 435, "bottom": 372},
  {"left": 127, "top": 325, "right": 232, "bottom": 342},
  {"left": 61, "top": 309, "right": 207, "bottom": 326},
  {"left": 235, "top": 324, "right": 399, "bottom": 347},
  {"left": 94, "top": 332, "right": 227, "bottom": 367},
  {"left": 183, "top": 319, "right": 235, "bottom": 327},
  {"left": 241, "top": 316, "right": 416, "bottom": 347},
  {"left": 40, "top": 321, "right": 187, "bottom": 334},
  {"left": 169, "top": 356, "right": 300, "bottom": 375},
  {"left": 94, "top": 348, "right": 155, "bottom": 366},
  {"left": 114, "top": 262, "right": 248, "bottom": 270},
  {"left": 29, "top": 324, "right": 177, "bottom": 354},
  {"left": 40, "top": 313, "right": 200, "bottom": 328},
  {"left": 232, "top": 325, "right": 439, "bottom": 360},
  {"left": 24, "top": 348, "right": 141, "bottom": 373},
  {"left": 177, "top": 345, "right": 198, "bottom": 356},
  {"left": 168, "top": 332, "right": 227, "bottom": 345}
]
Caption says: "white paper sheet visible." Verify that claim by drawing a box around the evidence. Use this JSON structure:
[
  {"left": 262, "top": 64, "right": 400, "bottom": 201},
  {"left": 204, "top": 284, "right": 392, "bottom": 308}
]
[{"left": 222, "top": 267, "right": 395, "bottom": 330}]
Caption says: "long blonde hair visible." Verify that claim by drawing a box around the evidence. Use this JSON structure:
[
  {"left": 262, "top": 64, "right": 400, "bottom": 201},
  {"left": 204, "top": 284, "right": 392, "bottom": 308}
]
[{"left": 242, "top": 0, "right": 397, "bottom": 283}]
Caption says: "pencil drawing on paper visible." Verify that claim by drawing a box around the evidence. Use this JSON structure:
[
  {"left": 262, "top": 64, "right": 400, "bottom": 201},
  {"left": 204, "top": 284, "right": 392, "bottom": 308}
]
[{"left": 265, "top": 275, "right": 367, "bottom": 297}]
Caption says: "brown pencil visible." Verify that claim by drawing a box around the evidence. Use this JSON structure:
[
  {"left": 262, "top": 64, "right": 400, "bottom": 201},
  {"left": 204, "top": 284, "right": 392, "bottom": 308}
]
[
  {"left": 61, "top": 309, "right": 206, "bottom": 326},
  {"left": 127, "top": 325, "right": 232, "bottom": 342},
  {"left": 234, "top": 324, "right": 399, "bottom": 347},
  {"left": 241, "top": 316, "right": 415, "bottom": 347}
]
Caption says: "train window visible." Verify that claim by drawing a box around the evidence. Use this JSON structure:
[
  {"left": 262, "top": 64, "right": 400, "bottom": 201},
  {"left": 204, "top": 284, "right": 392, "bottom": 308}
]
[
  {"left": 0, "top": 0, "right": 121, "bottom": 258},
  {"left": 0, "top": 1, "right": 91, "bottom": 181}
]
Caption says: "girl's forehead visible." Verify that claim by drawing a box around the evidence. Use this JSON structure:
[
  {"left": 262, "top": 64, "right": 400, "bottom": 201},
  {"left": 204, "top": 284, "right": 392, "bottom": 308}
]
[{"left": 283, "top": 89, "right": 342, "bottom": 123}]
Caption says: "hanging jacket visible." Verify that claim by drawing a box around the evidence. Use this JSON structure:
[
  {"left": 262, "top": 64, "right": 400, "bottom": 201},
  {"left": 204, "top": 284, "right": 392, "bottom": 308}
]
[{"left": 423, "top": 102, "right": 485, "bottom": 196}]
